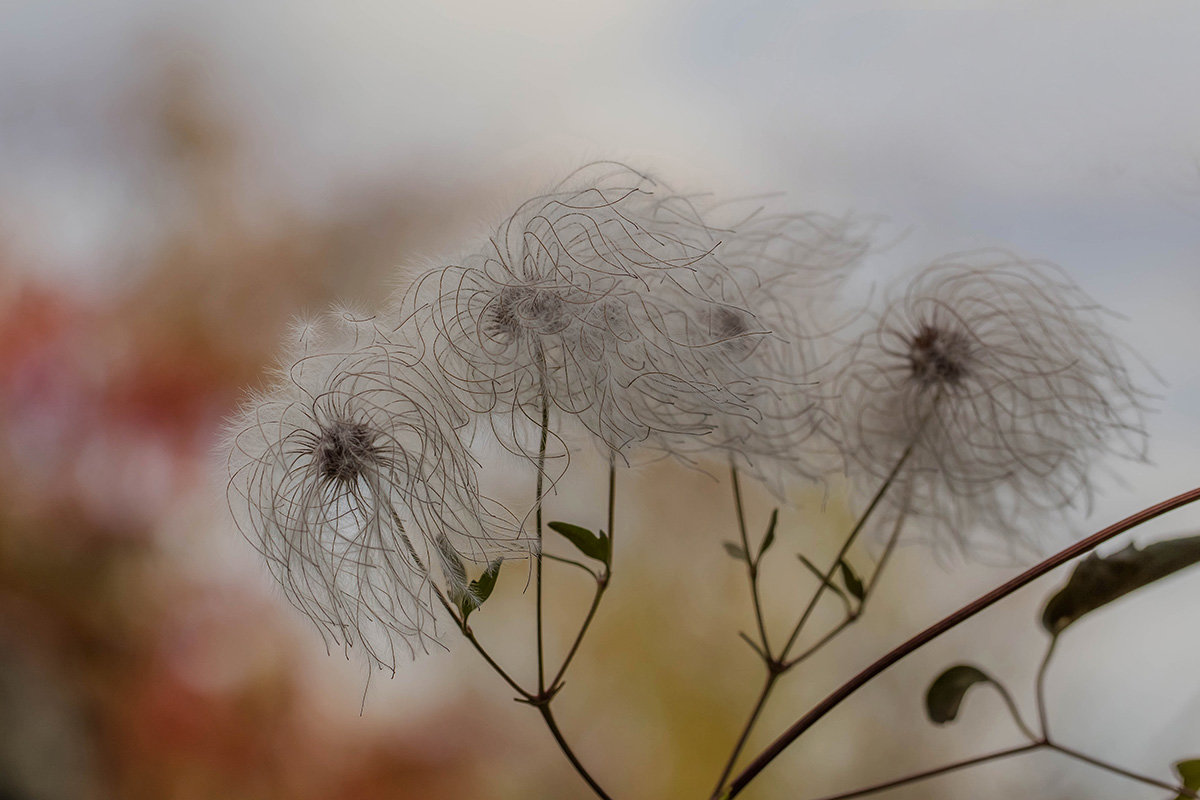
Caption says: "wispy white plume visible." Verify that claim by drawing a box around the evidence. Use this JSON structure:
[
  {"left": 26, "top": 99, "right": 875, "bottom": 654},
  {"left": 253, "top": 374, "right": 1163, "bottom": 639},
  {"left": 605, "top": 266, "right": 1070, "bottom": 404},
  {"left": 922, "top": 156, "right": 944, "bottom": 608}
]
[
  {"left": 224, "top": 309, "right": 522, "bottom": 673},
  {"left": 836, "top": 254, "right": 1151, "bottom": 557},
  {"left": 394, "top": 162, "right": 760, "bottom": 464}
]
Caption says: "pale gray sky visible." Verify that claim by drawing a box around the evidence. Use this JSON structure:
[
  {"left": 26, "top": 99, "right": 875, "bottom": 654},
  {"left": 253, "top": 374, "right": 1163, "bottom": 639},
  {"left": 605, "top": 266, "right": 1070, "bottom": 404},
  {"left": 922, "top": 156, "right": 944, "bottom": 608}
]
[{"left": 4, "top": 3, "right": 1199, "bottom": 794}]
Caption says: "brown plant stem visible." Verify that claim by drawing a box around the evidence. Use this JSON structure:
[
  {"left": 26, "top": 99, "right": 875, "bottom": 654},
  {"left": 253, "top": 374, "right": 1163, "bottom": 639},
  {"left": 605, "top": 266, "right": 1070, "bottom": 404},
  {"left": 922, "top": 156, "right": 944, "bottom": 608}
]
[
  {"left": 731, "top": 462, "right": 773, "bottom": 658},
  {"left": 537, "top": 704, "right": 614, "bottom": 800},
  {"left": 805, "top": 742, "right": 1042, "bottom": 800},
  {"left": 725, "top": 484, "right": 1200, "bottom": 798},
  {"left": 535, "top": 385, "right": 549, "bottom": 693},
  {"left": 711, "top": 451, "right": 913, "bottom": 797},
  {"left": 549, "top": 459, "right": 616, "bottom": 691},
  {"left": 1046, "top": 741, "right": 1198, "bottom": 799}
]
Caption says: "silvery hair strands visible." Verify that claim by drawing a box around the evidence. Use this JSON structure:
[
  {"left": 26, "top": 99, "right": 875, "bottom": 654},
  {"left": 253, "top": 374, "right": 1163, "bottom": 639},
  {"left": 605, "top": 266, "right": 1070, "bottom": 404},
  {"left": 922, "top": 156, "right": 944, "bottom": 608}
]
[
  {"left": 395, "top": 163, "right": 763, "bottom": 464},
  {"left": 836, "top": 254, "right": 1151, "bottom": 557},
  {"left": 224, "top": 311, "right": 521, "bottom": 673}
]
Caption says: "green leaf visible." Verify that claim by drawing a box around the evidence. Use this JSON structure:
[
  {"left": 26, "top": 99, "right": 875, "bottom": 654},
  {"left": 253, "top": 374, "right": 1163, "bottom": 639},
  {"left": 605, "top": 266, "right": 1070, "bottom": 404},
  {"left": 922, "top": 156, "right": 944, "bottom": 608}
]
[
  {"left": 723, "top": 541, "right": 747, "bottom": 561},
  {"left": 548, "top": 521, "right": 610, "bottom": 563},
  {"left": 1174, "top": 758, "right": 1200, "bottom": 800},
  {"left": 469, "top": 559, "right": 503, "bottom": 606},
  {"left": 452, "top": 559, "right": 504, "bottom": 621},
  {"left": 925, "top": 665, "right": 995, "bottom": 725},
  {"left": 839, "top": 560, "right": 865, "bottom": 602},
  {"left": 759, "top": 509, "right": 779, "bottom": 559},
  {"left": 1041, "top": 534, "right": 1200, "bottom": 635}
]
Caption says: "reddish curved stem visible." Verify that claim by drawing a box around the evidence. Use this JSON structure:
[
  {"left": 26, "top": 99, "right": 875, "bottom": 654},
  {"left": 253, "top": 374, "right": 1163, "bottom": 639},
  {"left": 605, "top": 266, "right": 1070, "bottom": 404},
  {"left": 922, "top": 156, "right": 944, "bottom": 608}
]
[{"left": 726, "top": 485, "right": 1200, "bottom": 797}]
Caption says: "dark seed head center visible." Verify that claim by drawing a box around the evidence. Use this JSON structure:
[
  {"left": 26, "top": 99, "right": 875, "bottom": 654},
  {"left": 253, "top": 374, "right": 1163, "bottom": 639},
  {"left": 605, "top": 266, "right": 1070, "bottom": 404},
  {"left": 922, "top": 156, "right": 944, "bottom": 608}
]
[
  {"left": 711, "top": 306, "right": 749, "bottom": 340},
  {"left": 316, "top": 419, "right": 378, "bottom": 483},
  {"left": 708, "top": 305, "right": 758, "bottom": 356},
  {"left": 908, "top": 322, "right": 971, "bottom": 387},
  {"left": 486, "top": 285, "right": 567, "bottom": 342}
]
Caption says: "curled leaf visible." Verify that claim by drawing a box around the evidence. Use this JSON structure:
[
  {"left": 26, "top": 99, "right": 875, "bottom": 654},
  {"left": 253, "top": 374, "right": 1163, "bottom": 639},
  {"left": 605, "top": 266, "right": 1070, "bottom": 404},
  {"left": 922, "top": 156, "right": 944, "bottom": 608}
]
[
  {"left": 1041, "top": 534, "right": 1200, "bottom": 635},
  {"left": 925, "top": 664, "right": 995, "bottom": 725}
]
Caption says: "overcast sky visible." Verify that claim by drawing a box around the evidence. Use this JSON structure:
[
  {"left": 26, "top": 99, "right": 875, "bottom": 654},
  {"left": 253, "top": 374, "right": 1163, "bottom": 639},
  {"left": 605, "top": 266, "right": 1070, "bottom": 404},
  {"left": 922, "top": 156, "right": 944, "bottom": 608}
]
[
  {"left": 3, "top": 5, "right": 1199, "bottom": 790},
  {"left": 5, "top": 0, "right": 1198, "bottom": 471}
]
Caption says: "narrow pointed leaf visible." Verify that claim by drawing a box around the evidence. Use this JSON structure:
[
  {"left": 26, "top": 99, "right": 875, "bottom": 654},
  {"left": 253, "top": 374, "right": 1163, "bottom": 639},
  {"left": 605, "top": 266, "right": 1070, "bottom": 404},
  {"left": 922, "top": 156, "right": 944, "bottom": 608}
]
[
  {"left": 839, "top": 560, "right": 865, "bottom": 602},
  {"left": 548, "top": 521, "right": 610, "bottom": 563},
  {"left": 1174, "top": 759, "right": 1200, "bottom": 799},
  {"left": 759, "top": 508, "right": 780, "bottom": 559},
  {"left": 1041, "top": 534, "right": 1200, "bottom": 635},
  {"left": 797, "top": 554, "right": 849, "bottom": 601},
  {"left": 925, "top": 664, "right": 995, "bottom": 725},
  {"left": 724, "top": 541, "right": 747, "bottom": 561}
]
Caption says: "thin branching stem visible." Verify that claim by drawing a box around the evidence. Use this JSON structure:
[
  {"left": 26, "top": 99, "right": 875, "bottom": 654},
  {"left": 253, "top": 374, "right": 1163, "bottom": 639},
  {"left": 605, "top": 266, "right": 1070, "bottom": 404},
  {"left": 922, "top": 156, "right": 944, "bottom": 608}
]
[
  {"left": 796, "top": 555, "right": 853, "bottom": 616},
  {"left": 1045, "top": 741, "right": 1199, "bottom": 799},
  {"left": 1035, "top": 634, "right": 1059, "bottom": 738},
  {"left": 783, "top": 618, "right": 855, "bottom": 669},
  {"left": 711, "top": 451, "right": 914, "bottom": 797},
  {"left": 731, "top": 463, "right": 772, "bottom": 659},
  {"left": 549, "top": 455, "right": 614, "bottom": 690},
  {"left": 784, "top": 504, "right": 910, "bottom": 671},
  {"left": 991, "top": 680, "right": 1040, "bottom": 744},
  {"left": 608, "top": 454, "right": 616, "bottom": 545},
  {"left": 526, "top": 422, "right": 612, "bottom": 800},
  {"left": 711, "top": 672, "right": 780, "bottom": 799},
  {"left": 543, "top": 552, "right": 599, "bottom": 579},
  {"left": 431, "top": 588, "right": 532, "bottom": 700},
  {"left": 780, "top": 443, "right": 915, "bottom": 659},
  {"left": 797, "top": 618, "right": 1191, "bottom": 800},
  {"left": 725, "top": 484, "right": 1200, "bottom": 798},
  {"left": 798, "top": 737, "right": 1199, "bottom": 800},
  {"left": 414, "top": 529, "right": 609, "bottom": 800},
  {"left": 549, "top": 459, "right": 615, "bottom": 691},
  {"left": 550, "top": 581, "right": 606, "bottom": 691},
  {"left": 535, "top": 383, "right": 550, "bottom": 693},
  {"left": 537, "top": 704, "right": 615, "bottom": 800},
  {"left": 804, "top": 742, "right": 1042, "bottom": 800},
  {"left": 386, "top": 508, "right": 534, "bottom": 700}
]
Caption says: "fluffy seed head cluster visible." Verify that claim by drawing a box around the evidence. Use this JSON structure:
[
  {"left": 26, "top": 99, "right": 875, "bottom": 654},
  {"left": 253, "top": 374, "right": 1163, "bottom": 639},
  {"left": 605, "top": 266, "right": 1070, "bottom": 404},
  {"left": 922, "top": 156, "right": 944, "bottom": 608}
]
[
  {"left": 399, "top": 163, "right": 766, "bottom": 461},
  {"left": 645, "top": 206, "right": 874, "bottom": 488},
  {"left": 224, "top": 162, "right": 1156, "bottom": 671},
  {"left": 224, "top": 311, "right": 520, "bottom": 673},
  {"left": 837, "top": 254, "right": 1150, "bottom": 556}
]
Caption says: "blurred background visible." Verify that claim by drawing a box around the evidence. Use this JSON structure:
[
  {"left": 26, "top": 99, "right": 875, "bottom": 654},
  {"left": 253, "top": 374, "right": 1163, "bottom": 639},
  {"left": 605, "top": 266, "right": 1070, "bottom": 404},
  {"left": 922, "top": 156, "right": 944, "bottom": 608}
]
[{"left": 2, "top": 1, "right": 1199, "bottom": 798}]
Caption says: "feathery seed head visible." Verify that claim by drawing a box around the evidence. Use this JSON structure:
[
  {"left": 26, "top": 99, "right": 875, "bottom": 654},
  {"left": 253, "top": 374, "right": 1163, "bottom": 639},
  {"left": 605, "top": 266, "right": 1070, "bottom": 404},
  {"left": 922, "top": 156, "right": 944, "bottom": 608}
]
[
  {"left": 837, "top": 254, "right": 1151, "bottom": 557},
  {"left": 643, "top": 205, "right": 874, "bottom": 491},
  {"left": 396, "top": 162, "right": 760, "bottom": 462},
  {"left": 224, "top": 310, "right": 521, "bottom": 673}
]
